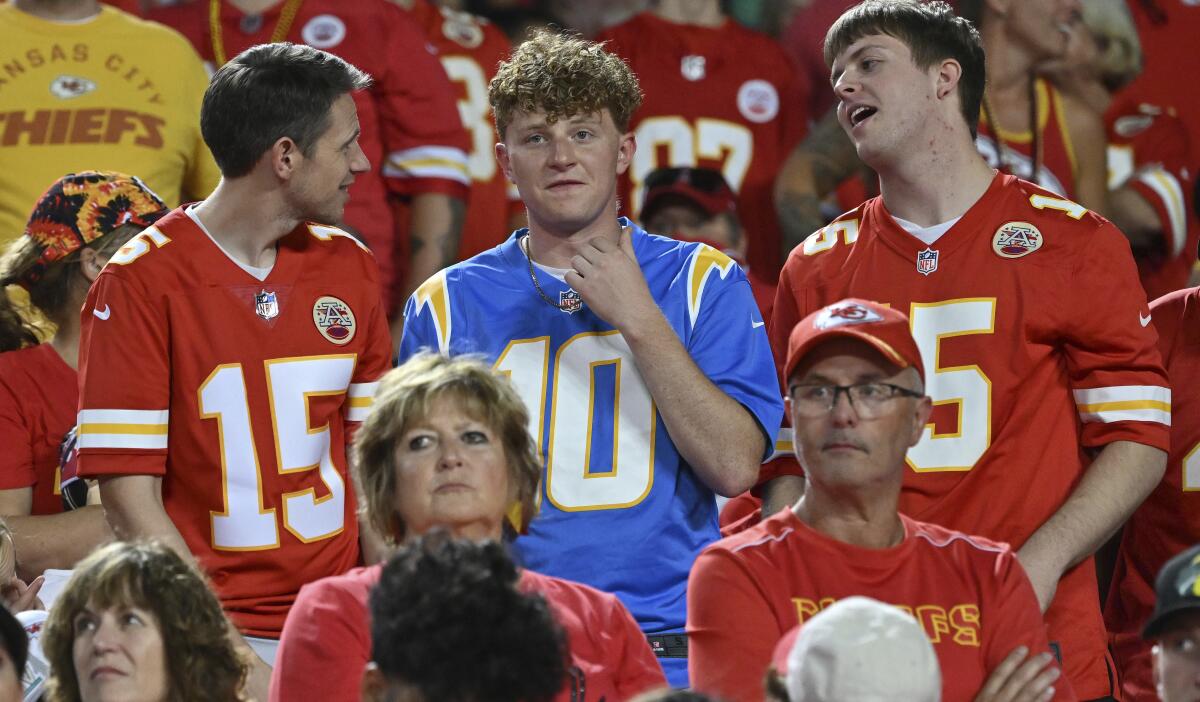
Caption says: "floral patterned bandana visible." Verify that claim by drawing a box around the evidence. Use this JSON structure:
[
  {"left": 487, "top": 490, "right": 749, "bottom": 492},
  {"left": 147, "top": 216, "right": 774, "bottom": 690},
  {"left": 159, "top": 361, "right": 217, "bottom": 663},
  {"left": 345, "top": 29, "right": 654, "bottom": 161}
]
[{"left": 21, "top": 171, "right": 167, "bottom": 288}]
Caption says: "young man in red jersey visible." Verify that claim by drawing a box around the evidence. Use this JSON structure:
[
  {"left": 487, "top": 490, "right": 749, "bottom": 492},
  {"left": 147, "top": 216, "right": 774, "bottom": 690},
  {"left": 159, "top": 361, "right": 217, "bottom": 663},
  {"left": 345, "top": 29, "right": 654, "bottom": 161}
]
[
  {"left": 763, "top": 2, "right": 1170, "bottom": 699},
  {"left": 689, "top": 299, "right": 1069, "bottom": 702},
  {"left": 75, "top": 43, "right": 393, "bottom": 698}
]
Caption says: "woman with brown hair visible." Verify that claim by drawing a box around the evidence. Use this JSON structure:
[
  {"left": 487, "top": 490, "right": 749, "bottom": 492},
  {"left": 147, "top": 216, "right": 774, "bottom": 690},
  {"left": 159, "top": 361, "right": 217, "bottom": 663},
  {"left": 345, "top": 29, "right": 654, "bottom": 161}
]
[
  {"left": 40, "top": 540, "right": 246, "bottom": 702},
  {"left": 271, "top": 353, "right": 666, "bottom": 701},
  {"left": 0, "top": 172, "right": 166, "bottom": 579}
]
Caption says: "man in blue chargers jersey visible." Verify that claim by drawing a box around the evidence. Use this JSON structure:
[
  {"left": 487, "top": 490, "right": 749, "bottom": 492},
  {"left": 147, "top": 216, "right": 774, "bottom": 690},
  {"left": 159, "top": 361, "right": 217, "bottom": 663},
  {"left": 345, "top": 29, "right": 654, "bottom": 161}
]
[{"left": 398, "top": 30, "right": 782, "bottom": 686}]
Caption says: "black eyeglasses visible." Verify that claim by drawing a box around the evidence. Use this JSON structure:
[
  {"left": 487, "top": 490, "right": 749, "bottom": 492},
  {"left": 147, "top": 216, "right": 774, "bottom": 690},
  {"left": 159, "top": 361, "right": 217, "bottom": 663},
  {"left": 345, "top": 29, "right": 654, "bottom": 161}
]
[{"left": 788, "top": 383, "right": 923, "bottom": 419}]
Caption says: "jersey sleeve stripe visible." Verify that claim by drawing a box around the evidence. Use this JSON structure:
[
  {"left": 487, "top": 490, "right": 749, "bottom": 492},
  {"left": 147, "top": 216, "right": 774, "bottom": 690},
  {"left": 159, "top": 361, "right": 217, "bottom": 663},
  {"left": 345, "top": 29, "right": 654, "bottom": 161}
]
[
  {"left": 1077, "top": 407, "right": 1171, "bottom": 425},
  {"left": 383, "top": 146, "right": 470, "bottom": 184},
  {"left": 768, "top": 428, "right": 794, "bottom": 461},
  {"left": 346, "top": 406, "right": 371, "bottom": 423},
  {"left": 78, "top": 423, "right": 168, "bottom": 435},
  {"left": 78, "top": 409, "right": 169, "bottom": 424},
  {"left": 348, "top": 382, "right": 379, "bottom": 399},
  {"left": 78, "top": 433, "right": 168, "bottom": 450},
  {"left": 1134, "top": 167, "right": 1187, "bottom": 256},
  {"left": 1072, "top": 386, "right": 1171, "bottom": 404}
]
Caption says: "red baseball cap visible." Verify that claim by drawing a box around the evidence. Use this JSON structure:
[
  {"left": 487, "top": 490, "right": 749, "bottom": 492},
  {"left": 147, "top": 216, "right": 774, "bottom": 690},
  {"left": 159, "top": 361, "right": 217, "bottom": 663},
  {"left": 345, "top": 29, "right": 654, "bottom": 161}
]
[
  {"left": 640, "top": 167, "right": 736, "bottom": 223},
  {"left": 784, "top": 298, "right": 925, "bottom": 384}
]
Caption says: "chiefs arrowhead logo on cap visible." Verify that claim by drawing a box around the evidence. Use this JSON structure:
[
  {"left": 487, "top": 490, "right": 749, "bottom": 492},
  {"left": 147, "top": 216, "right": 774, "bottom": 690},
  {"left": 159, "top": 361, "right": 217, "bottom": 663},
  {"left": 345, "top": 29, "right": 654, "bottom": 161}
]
[{"left": 814, "top": 302, "right": 883, "bottom": 330}]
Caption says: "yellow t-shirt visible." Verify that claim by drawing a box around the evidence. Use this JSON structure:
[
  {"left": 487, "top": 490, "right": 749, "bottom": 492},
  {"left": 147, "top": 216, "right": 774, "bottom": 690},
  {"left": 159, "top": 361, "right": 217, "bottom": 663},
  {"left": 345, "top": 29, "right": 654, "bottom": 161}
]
[{"left": 0, "top": 4, "right": 220, "bottom": 247}]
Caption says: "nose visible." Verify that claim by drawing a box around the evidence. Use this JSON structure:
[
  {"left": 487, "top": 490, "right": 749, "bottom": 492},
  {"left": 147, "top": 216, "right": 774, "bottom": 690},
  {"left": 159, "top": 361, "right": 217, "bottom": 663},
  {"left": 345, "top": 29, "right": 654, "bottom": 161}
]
[
  {"left": 350, "top": 142, "right": 370, "bottom": 174},
  {"left": 548, "top": 137, "right": 576, "bottom": 170},
  {"left": 90, "top": 618, "right": 120, "bottom": 653},
  {"left": 828, "top": 387, "right": 860, "bottom": 427},
  {"left": 438, "top": 440, "right": 464, "bottom": 470}
]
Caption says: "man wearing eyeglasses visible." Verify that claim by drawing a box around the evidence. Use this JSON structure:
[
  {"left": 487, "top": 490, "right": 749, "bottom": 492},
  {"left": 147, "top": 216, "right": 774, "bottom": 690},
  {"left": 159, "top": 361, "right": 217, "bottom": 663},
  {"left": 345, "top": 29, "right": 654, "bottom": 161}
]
[{"left": 688, "top": 299, "right": 1071, "bottom": 702}]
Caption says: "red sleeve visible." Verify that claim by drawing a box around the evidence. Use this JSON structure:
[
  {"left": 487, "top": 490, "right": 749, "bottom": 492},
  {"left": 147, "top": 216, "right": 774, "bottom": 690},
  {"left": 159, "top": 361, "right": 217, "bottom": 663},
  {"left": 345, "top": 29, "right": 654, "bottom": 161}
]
[
  {"left": 982, "top": 550, "right": 1078, "bottom": 701},
  {"left": 1061, "top": 220, "right": 1170, "bottom": 452},
  {"left": 603, "top": 594, "right": 667, "bottom": 698},
  {"left": 269, "top": 577, "right": 370, "bottom": 702},
  {"left": 687, "top": 548, "right": 784, "bottom": 702},
  {"left": 76, "top": 268, "right": 170, "bottom": 478},
  {"left": 757, "top": 250, "right": 807, "bottom": 486},
  {"left": 345, "top": 254, "right": 393, "bottom": 439},
  {"left": 0, "top": 379, "right": 35, "bottom": 490},
  {"left": 377, "top": 6, "right": 470, "bottom": 200}
]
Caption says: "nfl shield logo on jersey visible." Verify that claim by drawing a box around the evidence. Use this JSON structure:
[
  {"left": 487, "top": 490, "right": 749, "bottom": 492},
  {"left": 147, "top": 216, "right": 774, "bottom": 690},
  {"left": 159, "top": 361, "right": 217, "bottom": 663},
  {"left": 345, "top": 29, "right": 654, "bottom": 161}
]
[
  {"left": 916, "top": 248, "right": 939, "bottom": 276},
  {"left": 254, "top": 290, "right": 279, "bottom": 320},
  {"left": 559, "top": 289, "right": 583, "bottom": 314}
]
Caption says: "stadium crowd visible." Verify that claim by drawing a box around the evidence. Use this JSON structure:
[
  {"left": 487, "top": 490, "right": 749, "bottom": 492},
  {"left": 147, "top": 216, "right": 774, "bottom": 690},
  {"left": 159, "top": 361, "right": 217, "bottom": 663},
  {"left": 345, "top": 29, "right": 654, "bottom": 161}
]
[{"left": 0, "top": 0, "right": 1198, "bottom": 700}]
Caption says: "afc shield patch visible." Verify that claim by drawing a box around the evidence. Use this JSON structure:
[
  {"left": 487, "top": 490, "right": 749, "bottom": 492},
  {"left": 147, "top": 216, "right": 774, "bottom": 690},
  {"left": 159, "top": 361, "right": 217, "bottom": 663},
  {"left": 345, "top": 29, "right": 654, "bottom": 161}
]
[
  {"left": 992, "top": 221, "right": 1044, "bottom": 259},
  {"left": 312, "top": 295, "right": 356, "bottom": 345},
  {"left": 558, "top": 289, "right": 583, "bottom": 314},
  {"left": 916, "top": 248, "right": 939, "bottom": 276},
  {"left": 254, "top": 290, "right": 279, "bottom": 320}
]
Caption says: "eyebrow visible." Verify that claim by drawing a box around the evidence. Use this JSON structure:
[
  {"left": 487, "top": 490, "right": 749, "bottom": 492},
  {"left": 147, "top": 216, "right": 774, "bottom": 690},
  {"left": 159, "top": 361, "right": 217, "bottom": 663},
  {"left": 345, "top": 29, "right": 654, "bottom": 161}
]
[{"left": 830, "top": 43, "right": 887, "bottom": 84}]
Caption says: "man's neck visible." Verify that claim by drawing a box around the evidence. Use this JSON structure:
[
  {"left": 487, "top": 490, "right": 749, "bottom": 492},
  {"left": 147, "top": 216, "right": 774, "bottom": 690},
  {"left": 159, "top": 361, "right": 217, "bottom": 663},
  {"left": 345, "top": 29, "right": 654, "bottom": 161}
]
[
  {"left": 49, "top": 293, "right": 85, "bottom": 370},
  {"left": 980, "top": 15, "right": 1039, "bottom": 117},
  {"left": 525, "top": 212, "right": 624, "bottom": 270},
  {"left": 874, "top": 126, "right": 996, "bottom": 226},
  {"left": 191, "top": 178, "right": 301, "bottom": 267},
  {"left": 652, "top": 0, "right": 725, "bottom": 27},
  {"left": 793, "top": 483, "right": 906, "bottom": 550},
  {"left": 13, "top": 0, "right": 99, "bottom": 21},
  {"left": 227, "top": 0, "right": 284, "bottom": 15}
]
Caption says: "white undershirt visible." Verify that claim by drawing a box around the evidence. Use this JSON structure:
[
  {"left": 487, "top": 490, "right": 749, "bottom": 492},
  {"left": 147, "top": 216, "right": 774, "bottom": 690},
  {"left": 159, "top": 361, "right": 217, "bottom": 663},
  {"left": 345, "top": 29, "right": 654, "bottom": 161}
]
[
  {"left": 891, "top": 215, "right": 963, "bottom": 246},
  {"left": 186, "top": 205, "right": 274, "bottom": 281}
]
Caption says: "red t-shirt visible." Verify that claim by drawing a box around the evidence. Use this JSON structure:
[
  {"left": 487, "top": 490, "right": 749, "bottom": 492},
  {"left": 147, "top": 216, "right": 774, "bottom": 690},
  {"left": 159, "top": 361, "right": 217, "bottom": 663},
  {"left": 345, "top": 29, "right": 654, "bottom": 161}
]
[
  {"left": 976, "top": 79, "right": 1079, "bottom": 201},
  {"left": 404, "top": 0, "right": 518, "bottom": 260},
  {"left": 597, "top": 12, "right": 809, "bottom": 283},
  {"left": 765, "top": 173, "right": 1170, "bottom": 699},
  {"left": 269, "top": 563, "right": 667, "bottom": 702},
  {"left": 1105, "top": 97, "right": 1196, "bottom": 301},
  {"left": 0, "top": 343, "right": 74, "bottom": 515},
  {"left": 1105, "top": 287, "right": 1200, "bottom": 701},
  {"left": 688, "top": 510, "right": 1072, "bottom": 702},
  {"left": 76, "top": 207, "right": 393, "bottom": 637},
  {"left": 149, "top": 0, "right": 470, "bottom": 312}
]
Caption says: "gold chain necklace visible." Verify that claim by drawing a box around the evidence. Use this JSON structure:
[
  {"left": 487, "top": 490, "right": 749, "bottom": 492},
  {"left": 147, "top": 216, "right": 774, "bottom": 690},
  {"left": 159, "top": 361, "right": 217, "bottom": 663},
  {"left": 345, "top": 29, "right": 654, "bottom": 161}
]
[
  {"left": 521, "top": 235, "right": 577, "bottom": 311},
  {"left": 209, "top": 0, "right": 306, "bottom": 67}
]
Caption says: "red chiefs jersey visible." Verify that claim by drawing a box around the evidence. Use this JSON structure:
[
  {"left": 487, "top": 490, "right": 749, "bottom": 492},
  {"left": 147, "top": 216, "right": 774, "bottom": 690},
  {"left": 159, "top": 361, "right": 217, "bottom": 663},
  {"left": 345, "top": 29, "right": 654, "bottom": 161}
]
[
  {"left": 597, "top": 12, "right": 808, "bottom": 283},
  {"left": 1105, "top": 287, "right": 1200, "bottom": 701},
  {"left": 148, "top": 0, "right": 470, "bottom": 311},
  {"left": 75, "top": 207, "right": 392, "bottom": 637},
  {"left": 688, "top": 510, "right": 1072, "bottom": 702},
  {"left": 270, "top": 563, "right": 667, "bottom": 702},
  {"left": 1116, "top": 0, "right": 1200, "bottom": 166},
  {"left": 976, "top": 79, "right": 1079, "bottom": 201},
  {"left": 1106, "top": 97, "right": 1196, "bottom": 300},
  {"left": 0, "top": 344, "right": 74, "bottom": 515},
  {"left": 766, "top": 173, "right": 1170, "bottom": 698},
  {"left": 404, "top": 0, "right": 517, "bottom": 260}
]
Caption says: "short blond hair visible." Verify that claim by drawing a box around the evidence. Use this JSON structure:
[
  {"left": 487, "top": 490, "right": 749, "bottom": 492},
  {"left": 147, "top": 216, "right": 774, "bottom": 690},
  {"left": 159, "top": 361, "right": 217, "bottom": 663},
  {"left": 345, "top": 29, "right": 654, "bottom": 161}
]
[
  {"left": 489, "top": 29, "right": 643, "bottom": 139},
  {"left": 354, "top": 354, "right": 541, "bottom": 543}
]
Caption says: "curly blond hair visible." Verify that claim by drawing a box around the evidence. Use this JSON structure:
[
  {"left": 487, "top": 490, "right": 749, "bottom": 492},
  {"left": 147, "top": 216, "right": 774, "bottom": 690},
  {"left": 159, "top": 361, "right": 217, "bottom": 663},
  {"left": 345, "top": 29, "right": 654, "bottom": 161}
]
[{"left": 489, "top": 29, "right": 642, "bottom": 139}]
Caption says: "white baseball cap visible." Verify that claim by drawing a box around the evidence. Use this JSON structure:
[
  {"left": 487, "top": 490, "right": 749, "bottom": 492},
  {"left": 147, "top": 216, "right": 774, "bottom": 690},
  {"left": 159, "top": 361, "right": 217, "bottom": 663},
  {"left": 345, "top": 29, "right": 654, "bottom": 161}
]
[{"left": 785, "top": 596, "right": 941, "bottom": 702}]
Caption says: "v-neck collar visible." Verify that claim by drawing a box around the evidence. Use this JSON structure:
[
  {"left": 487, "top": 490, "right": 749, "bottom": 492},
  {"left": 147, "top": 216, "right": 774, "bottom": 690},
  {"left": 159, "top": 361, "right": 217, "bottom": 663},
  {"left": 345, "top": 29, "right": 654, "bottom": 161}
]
[{"left": 869, "top": 172, "right": 1009, "bottom": 260}]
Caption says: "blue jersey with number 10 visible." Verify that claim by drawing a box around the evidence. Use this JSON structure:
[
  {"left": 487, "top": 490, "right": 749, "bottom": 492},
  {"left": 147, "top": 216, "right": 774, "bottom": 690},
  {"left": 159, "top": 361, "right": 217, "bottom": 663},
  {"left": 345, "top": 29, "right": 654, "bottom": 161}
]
[{"left": 398, "top": 222, "right": 781, "bottom": 649}]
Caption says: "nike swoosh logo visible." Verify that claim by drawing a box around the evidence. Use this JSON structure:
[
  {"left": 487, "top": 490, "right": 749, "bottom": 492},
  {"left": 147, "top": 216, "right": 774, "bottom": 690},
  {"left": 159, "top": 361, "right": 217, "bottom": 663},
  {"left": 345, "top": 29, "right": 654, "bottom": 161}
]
[
  {"left": 1139, "top": 312, "right": 1152, "bottom": 327},
  {"left": 93, "top": 305, "right": 111, "bottom": 321},
  {"left": 752, "top": 319, "right": 765, "bottom": 329}
]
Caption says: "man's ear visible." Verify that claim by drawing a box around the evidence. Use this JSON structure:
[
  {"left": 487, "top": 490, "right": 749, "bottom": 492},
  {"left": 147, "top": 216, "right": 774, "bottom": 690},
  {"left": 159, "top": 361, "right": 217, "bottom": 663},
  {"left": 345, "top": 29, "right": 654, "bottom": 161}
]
[
  {"left": 934, "top": 58, "right": 963, "bottom": 101},
  {"left": 908, "top": 395, "right": 934, "bottom": 448},
  {"left": 270, "top": 136, "right": 302, "bottom": 181},
  {"left": 496, "top": 141, "right": 514, "bottom": 183},
  {"left": 615, "top": 131, "right": 636, "bottom": 176}
]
